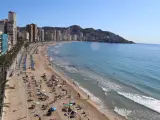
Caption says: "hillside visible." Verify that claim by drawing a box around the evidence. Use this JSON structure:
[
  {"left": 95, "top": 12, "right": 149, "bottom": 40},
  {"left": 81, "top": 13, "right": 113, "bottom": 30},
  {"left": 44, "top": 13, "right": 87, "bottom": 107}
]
[{"left": 20, "top": 25, "right": 134, "bottom": 43}]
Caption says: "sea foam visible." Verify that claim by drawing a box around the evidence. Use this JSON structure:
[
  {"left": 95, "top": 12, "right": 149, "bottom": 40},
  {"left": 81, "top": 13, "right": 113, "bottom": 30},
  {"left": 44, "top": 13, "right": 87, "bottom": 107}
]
[
  {"left": 114, "top": 107, "right": 131, "bottom": 118},
  {"left": 118, "top": 92, "right": 160, "bottom": 114}
]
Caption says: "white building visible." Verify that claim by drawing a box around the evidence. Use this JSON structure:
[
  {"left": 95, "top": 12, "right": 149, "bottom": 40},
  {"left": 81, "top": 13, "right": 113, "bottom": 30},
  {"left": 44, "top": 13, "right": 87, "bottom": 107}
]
[
  {"left": 63, "top": 30, "right": 68, "bottom": 41},
  {"left": 7, "top": 11, "right": 17, "bottom": 48},
  {"left": 41, "top": 29, "right": 44, "bottom": 42},
  {"left": 73, "top": 34, "right": 77, "bottom": 41},
  {"left": 57, "top": 30, "right": 62, "bottom": 41},
  {"left": 80, "top": 32, "right": 83, "bottom": 41}
]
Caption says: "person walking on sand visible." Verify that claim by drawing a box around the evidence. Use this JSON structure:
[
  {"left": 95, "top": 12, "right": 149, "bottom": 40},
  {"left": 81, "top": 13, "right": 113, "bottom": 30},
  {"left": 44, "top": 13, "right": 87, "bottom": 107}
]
[
  {"left": 88, "top": 95, "right": 90, "bottom": 99},
  {"left": 77, "top": 93, "right": 80, "bottom": 99}
]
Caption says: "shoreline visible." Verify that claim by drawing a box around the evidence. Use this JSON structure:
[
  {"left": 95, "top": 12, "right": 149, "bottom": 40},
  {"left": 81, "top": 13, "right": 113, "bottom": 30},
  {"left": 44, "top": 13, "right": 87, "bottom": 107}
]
[
  {"left": 1, "top": 41, "right": 125, "bottom": 120},
  {"left": 44, "top": 42, "right": 125, "bottom": 120}
]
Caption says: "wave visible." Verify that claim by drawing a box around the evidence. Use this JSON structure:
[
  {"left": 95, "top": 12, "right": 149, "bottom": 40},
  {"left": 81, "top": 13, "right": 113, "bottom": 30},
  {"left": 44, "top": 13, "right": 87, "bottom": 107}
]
[
  {"left": 54, "top": 43, "right": 63, "bottom": 48},
  {"left": 114, "top": 107, "right": 131, "bottom": 119},
  {"left": 51, "top": 58, "right": 79, "bottom": 73},
  {"left": 118, "top": 92, "right": 160, "bottom": 114},
  {"left": 98, "top": 80, "right": 121, "bottom": 95},
  {"left": 64, "top": 65, "right": 78, "bottom": 73}
]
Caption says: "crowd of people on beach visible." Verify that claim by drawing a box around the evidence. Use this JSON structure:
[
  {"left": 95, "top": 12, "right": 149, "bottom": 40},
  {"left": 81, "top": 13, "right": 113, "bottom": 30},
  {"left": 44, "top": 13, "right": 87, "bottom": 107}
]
[{"left": 18, "top": 45, "right": 91, "bottom": 120}]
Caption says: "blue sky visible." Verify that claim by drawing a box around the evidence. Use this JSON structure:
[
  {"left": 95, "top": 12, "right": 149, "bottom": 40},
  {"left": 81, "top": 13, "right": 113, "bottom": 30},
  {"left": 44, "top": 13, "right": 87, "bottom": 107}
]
[{"left": 0, "top": 0, "right": 160, "bottom": 44}]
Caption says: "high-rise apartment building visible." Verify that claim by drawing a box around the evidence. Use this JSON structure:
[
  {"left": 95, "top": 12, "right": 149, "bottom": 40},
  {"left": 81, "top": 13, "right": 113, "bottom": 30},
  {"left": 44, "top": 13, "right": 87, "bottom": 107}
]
[
  {"left": 26, "top": 24, "right": 33, "bottom": 42},
  {"left": 79, "top": 32, "right": 83, "bottom": 41},
  {"left": 41, "top": 29, "right": 44, "bottom": 42},
  {"left": 0, "top": 20, "right": 7, "bottom": 33},
  {"left": 73, "top": 34, "right": 78, "bottom": 41},
  {"left": 22, "top": 31, "right": 29, "bottom": 42},
  {"left": 56, "top": 30, "right": 62, "bottom": 41},
  {"left": 63, "top": 30, "right": 68, "bottom": 41},
  {"left": 44, "top": 32, "right": 53, "bottom": 41},
  {"left": 53, "top": 30, "right": 56, "bottom": 41},
  {"left": 26, "top": 23, "right": 38, "bottom": 42},
  {"left": 67, "top": 27, "right": 71, "bottom": 41},
  {"left": 7, "top": 11, "right": 17, "bottom": 48},
  {"left": 32, "top": 24, "right": 38, "bottom": 42},
  {"left": 38, "top": 28, "right": 44, "bottom": 42}
]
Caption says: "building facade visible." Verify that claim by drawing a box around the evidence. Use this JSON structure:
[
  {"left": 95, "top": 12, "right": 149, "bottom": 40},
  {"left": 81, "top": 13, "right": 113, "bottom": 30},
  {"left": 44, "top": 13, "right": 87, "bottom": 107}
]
[
  {"left": 63, "top": 30, "right": 68, "bottom": 41},
  {"left": 22, "top": 31, "right": 29, "bottom": 42},
  {"left": 38, "top": 28, "right": 44, "bottom": 42},
  {"left": 32, "top": 24, "right": 38, "bottom": 42},
  {"left": 0, "top": 20, "right": 5, "bottom": 33},
  {"left": 44, "top": 33, "right": 54, "bottom": 41},
  {"left": 53, "top": 30, "right": 56, "bottom": 41},
  {"left": 26, "top": 24, "right": 33, "bottom": 42},
  {"left": 26, "top": 23, "right": 38, "bottom": 42},
  {"left": 73, "top": 34, "right": 77, "bottom": 41},
  {"left": 41, "top": 29, "right": 44, "bottom": 42},
  {"left": 0, "top": 34, "right": 8, "bottom": 55},
  {"left": 0, "top": 32, "right": 2, "bottom": 55},
  {"left": 7, "top": 11, "right": 17, "bottom": 48},
  {"left": 56, "top": 30, "right": 62, "bottom": 41}
]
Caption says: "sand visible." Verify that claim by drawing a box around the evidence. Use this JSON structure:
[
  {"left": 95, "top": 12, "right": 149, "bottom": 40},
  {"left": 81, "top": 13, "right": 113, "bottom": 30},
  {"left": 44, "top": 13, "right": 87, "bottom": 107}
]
[{"left": 1, "top": 42, "right": 125, "bottom": 120}]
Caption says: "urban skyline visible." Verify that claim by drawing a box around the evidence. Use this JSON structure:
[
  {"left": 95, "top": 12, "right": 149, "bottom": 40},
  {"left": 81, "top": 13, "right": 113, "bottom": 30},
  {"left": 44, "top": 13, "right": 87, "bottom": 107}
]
[{"left": 0, "top": 11, "right": 85, "bottom": 56}]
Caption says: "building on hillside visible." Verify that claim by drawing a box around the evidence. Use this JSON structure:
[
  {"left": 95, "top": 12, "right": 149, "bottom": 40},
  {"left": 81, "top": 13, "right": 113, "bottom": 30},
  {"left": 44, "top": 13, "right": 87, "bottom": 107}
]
[
  {"left": 8, "top": 11, "right": 17, "bottom": 47},
  {"left": 0, "top": 33, "right": 8, "bottom": 55}
]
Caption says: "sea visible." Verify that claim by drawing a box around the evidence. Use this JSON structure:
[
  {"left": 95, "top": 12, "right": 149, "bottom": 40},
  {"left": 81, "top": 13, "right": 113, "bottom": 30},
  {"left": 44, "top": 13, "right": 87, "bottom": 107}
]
[{"left": 47, "top": 41, "right": 160, "bottom": 120}]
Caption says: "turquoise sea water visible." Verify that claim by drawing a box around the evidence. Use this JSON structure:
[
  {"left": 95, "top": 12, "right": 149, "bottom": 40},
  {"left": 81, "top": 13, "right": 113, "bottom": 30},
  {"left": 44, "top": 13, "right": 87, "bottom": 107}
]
[{"left": 47, "top": 42, "right": 160, "bottom": 120}]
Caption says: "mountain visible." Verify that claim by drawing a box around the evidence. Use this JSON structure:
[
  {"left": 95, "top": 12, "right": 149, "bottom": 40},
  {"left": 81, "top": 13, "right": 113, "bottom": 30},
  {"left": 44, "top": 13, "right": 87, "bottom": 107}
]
[
  {"left": 20, "top": 25, "right": 134, "bottom": 43},
  {"left": 42, "top": 25, "right": 134, "bottom": 43}
]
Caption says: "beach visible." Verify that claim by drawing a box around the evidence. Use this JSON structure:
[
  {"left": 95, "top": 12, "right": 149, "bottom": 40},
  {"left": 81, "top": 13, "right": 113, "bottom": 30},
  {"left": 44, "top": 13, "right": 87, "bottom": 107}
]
[{"left": 1, "top": 42, "right": 125, "bottom": 120}]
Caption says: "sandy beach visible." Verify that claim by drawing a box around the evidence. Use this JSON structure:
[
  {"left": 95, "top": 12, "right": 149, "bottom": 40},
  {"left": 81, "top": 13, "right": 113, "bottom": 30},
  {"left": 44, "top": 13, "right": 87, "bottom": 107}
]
[{"left": 1, "top": 42, "right": 125, "bottom": 120}]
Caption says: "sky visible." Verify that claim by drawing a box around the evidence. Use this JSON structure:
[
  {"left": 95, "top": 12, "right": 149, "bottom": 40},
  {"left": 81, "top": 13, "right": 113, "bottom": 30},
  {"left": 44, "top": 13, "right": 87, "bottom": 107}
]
[{"left": 0, "top": 0, "right": 160, "bottom": 44}]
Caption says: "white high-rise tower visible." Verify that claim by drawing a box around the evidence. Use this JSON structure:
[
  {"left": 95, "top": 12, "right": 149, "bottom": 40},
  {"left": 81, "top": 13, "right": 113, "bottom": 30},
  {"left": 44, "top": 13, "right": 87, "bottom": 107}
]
[{"left": 8, "top": 11, "right": 17, "bottom": 49}]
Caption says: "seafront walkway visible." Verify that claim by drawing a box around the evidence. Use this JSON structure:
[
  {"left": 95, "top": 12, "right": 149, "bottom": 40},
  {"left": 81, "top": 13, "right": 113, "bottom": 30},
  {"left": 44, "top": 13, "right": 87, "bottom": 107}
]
[{"left": 1, "top": 49, "right": 30, "bottom": 120}]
